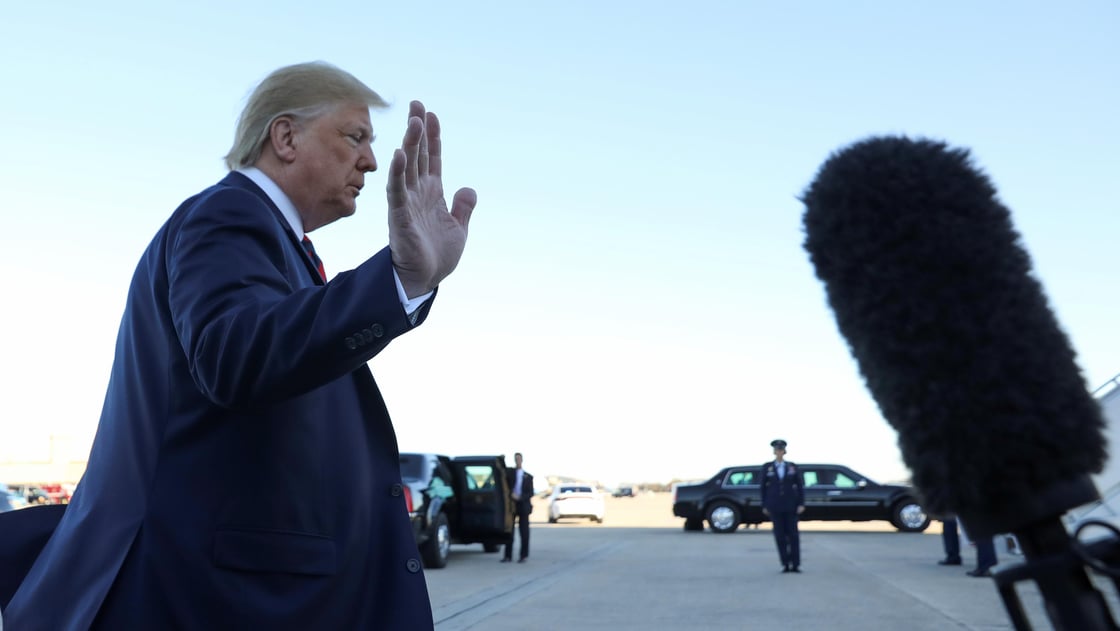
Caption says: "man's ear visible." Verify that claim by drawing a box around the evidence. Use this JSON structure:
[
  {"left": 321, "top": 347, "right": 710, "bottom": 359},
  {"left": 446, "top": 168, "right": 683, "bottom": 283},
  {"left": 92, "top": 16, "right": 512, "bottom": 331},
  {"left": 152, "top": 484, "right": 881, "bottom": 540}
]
[{"left": 267, "top": 115, "right": 298, "bottom": 163}]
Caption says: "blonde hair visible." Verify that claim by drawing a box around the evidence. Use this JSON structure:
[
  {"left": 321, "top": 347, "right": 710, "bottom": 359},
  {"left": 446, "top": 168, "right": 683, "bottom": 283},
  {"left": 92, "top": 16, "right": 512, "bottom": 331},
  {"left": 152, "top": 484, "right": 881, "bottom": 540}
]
[{"left": 224, "top": 61, "right": 387, "bottom": 170}]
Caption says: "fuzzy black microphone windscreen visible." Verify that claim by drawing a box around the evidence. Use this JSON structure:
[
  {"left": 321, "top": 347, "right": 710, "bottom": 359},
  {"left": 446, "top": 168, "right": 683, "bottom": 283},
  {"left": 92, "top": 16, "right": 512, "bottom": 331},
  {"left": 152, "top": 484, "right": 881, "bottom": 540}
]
[{"left": 801, "top": 136, "right": 1106, "bottom": 536}]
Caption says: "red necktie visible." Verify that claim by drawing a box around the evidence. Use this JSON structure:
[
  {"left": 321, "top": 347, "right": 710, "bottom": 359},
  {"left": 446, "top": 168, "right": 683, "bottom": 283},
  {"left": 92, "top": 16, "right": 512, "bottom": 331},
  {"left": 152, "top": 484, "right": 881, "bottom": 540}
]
[{"left": 301, "top": 235, "right": 326, "bottom": 281}]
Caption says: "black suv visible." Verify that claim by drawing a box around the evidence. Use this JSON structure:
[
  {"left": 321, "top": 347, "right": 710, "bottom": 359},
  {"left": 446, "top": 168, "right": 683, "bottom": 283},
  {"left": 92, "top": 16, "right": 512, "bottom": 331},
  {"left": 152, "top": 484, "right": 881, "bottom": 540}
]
[
  {"left": 399, "top": 453, "right": 514, "bottom": 568},
  {"left": 672, "top": 463, "right": 929, "bottom": 533}
]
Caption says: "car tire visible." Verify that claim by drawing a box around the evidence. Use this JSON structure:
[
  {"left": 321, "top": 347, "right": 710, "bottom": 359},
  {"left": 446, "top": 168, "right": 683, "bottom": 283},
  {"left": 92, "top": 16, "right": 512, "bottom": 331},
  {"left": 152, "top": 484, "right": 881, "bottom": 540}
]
[
  {"left": 420, "top": 512, "right": 451, "bottom": 568},
  {"left": 707, "top": 501, "right": 740, "bottom": 534},
  {"left": 891, "top": 499, "right": 931, "bottom": 532},
  {"left": 548, "top": 516, "right": 557, "bottom": 523},
  {"left": 683, "top": 517, "right": 705, "bottom": 531}
]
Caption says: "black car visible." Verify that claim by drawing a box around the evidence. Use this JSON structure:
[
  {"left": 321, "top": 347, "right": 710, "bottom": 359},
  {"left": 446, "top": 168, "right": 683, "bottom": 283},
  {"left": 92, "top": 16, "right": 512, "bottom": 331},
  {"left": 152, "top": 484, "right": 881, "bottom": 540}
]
[
  {"left": 672, "top": 463, "right": 929, "bottom": 533},
  {"left": 398, "top": 453, "right": 514, "bottom": 568}
]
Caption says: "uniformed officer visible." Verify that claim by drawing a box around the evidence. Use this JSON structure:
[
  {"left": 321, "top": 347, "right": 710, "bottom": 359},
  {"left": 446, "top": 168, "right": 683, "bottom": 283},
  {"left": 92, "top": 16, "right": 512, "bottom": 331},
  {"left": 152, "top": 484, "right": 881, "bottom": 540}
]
[{"left": 760, "top": 439, "right": 805, "bottom": 573}]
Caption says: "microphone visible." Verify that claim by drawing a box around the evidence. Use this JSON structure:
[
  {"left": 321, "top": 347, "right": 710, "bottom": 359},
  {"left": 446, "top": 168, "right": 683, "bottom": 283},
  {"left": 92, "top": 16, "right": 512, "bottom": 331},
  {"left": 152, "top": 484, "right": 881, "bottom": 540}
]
[{"left": 801, "top": 136, "right": 1114, "bottom": 630}]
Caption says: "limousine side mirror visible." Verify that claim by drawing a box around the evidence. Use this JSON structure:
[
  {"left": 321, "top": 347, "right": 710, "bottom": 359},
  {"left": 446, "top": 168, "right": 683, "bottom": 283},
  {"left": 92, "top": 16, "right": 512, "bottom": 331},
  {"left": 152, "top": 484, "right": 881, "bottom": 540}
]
[{"left": 857, "top": 480, "right": 868, "bottom": 489}]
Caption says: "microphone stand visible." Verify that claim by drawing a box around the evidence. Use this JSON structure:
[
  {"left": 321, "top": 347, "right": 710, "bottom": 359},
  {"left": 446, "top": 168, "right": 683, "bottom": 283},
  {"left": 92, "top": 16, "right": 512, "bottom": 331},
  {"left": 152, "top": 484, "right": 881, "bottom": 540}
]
[
  {"left": 967, "top": 476, "right": 1119, "bottom": 630},
  {"left": 995, "top": 518, "right": 1118, "bottom": 630}
]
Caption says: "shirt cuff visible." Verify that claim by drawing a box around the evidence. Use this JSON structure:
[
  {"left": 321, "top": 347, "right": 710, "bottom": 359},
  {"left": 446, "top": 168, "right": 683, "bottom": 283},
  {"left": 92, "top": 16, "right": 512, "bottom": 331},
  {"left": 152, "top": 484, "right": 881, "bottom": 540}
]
[{"left": 393, "top": 268, "right": 434, "bottom": 317}]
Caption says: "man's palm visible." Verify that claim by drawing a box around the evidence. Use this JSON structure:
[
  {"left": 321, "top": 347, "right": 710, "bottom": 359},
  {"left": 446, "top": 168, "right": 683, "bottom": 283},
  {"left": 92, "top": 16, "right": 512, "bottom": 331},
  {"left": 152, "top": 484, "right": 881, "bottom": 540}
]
[{"left": 387, "top": 101, "right": 476, "bottom": 298}]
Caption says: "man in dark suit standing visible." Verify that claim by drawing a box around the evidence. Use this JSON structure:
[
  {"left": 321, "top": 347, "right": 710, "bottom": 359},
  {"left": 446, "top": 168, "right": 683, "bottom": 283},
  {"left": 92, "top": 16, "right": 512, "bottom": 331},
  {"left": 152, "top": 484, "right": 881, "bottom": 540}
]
[
  {"left": 502, "top": 452, "right": 534, "bottom": 563},
  {"left": 760, "top": 439, "right": 805, "bottom": 573},
  {"left": 1, "top": 62, "right": 476, "bottom": 630}
]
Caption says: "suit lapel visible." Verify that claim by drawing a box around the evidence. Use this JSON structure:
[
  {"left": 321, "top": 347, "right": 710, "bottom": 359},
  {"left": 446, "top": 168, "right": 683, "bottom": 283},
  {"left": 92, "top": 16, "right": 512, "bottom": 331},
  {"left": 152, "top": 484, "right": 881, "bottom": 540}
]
[{"left": 220, "top": 172, "right": 326, "bottom": 286}]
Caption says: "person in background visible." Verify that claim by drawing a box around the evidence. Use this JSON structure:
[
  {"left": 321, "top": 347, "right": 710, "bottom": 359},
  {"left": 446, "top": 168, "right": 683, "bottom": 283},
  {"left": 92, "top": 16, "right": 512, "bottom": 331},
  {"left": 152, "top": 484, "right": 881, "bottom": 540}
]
[
  {"left": 944, "top": 516, "right": 999, "bottom": 577},
  {"left": 968, "top": 536, "right": 999, "bottom": 577},
  {"left": 503, "top": 452, "right": 534, "bottom": 563},
  {"left": 0, "top": 61, "right": 476, "bottom": 630},
  {"left": 760, "top": 439, "right": 805, "bottom": 573},
  {"left": 938, "top": 516, "right": 963, "bottom": 565}
]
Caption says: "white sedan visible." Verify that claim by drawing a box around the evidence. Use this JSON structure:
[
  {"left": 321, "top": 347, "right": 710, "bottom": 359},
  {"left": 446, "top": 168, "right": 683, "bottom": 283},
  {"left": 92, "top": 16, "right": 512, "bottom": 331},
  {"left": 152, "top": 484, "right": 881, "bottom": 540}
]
[{"left": 548, "top": 483, "right": 605, "bottom": 524}]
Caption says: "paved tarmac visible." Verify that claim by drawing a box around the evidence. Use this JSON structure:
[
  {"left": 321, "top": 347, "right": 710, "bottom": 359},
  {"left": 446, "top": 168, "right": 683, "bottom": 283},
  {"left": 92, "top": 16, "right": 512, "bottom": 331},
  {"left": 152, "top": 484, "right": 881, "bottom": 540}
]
[{"left": 424, "top": 493, "right": 1073, "bottom": 630}]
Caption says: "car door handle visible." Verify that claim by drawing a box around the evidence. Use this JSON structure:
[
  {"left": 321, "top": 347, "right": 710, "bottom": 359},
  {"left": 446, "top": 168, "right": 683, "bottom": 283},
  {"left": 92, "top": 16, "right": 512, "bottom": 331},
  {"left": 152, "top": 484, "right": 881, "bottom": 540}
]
[{"left": 827, "top": 490, "right": 843, "bottom": 496}]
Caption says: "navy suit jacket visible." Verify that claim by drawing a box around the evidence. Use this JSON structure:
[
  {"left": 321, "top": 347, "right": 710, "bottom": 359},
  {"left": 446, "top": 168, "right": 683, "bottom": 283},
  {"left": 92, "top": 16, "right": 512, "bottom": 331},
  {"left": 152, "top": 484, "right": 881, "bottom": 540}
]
[
  {"left": 760, "top": 460, "right": 805, "bottom": 514},
  {"left": 506, "top": 469, "right": 534, "bottom": 515},
  {"left": 2, "top": 172, "right": 434, "bottom": 629}
]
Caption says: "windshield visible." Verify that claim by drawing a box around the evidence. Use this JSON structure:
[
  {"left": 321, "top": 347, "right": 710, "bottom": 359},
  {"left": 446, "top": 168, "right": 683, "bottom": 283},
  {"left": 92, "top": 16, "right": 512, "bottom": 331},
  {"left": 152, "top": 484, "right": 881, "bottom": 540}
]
[{"left": 398, "top": 454, "right": 428, "bottom": 481}]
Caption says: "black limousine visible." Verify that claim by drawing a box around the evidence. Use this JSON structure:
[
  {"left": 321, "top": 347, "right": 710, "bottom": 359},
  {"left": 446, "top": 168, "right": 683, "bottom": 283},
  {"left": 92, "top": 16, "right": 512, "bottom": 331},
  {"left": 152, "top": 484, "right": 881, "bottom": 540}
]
[{"left": 672, "top": 463, "right": 929, "bottom": 533}]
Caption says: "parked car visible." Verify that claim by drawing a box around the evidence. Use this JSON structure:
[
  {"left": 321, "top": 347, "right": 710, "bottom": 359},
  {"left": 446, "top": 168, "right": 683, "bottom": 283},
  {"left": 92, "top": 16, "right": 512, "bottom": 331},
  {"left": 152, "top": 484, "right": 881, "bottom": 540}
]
[
  {"left": 612, "top": 486, "right": 636, "bottom": 498},
  {"left": 39, "top": 483, "right": 72, "bottom": 504},
  {"left": 1, "top": 484, "right": 26, "bottom": 512},
  {"left": 672, "top": 463, "right": 929, "bottom": 533},
  {"left": 548, "top": 483, "right": 605, "bottom": 523},
  {"left": 7, "top": 484, "right": 52, "bottom": 505},
  {"left": 398, "top": 453, "right": 514, "bottom": 569}
]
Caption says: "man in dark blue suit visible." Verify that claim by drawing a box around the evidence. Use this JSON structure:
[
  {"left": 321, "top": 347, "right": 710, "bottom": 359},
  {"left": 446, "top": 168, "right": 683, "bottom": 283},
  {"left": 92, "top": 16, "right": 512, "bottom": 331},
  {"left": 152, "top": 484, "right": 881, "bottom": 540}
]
[
  {"left": 502, "top": 452, "right": 534, "bottom": 563},
  {"left": 760, "top": 439, "right": 805, "bottom": 573},
  {"left": 1, "top": 62, "right": 476, "bottom": 629}
]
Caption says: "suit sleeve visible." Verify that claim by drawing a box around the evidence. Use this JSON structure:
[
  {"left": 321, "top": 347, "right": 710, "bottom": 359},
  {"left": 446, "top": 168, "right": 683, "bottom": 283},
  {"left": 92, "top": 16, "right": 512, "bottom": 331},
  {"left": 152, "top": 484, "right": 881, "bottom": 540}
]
[
  {"left": 166, "top": 187, "right": 428, "bottom": 409},
  {"left": 795, "top": 469, "right": 805, "bottom": 506}
]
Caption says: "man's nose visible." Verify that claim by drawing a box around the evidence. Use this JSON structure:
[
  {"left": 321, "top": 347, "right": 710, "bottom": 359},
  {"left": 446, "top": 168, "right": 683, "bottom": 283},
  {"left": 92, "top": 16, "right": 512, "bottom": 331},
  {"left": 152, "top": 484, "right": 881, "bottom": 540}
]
[{"left": 358, "top": 144, "right": 377, "bottom": 173}]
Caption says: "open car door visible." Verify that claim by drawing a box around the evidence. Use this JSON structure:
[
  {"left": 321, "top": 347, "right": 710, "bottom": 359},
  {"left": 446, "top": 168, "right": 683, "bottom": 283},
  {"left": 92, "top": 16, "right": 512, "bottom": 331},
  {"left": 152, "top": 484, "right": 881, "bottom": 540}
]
[{"left": 449, "top": 455, "right": 514, "bottom": 546}]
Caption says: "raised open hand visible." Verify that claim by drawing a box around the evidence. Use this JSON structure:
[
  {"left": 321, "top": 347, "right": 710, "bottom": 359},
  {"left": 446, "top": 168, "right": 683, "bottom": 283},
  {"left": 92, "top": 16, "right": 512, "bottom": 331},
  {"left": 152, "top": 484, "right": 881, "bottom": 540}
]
[{"left": 387, "top": 100, "right": 476, "bottom": 298}]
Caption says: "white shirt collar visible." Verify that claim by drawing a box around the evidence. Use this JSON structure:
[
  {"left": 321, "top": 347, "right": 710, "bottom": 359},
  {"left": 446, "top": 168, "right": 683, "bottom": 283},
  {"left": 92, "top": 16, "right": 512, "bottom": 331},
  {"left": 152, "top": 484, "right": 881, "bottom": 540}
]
[{"left": 237, "top": 166, "right": 305, "bottom": 239}]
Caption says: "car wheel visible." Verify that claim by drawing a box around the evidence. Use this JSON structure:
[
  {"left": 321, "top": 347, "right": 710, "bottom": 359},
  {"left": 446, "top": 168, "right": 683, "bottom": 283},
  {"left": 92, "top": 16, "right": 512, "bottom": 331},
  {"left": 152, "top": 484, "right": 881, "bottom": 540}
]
[
  {"left": 891, "top": 500, "right": 930, "bottom": 532},
  {"left": 683, "top": 517, "right": 704, "bottom": 531},
  {"left": 548, "top": 516, "right": 557, "bottom": 523},
  {"left": 707, "top": 501, "right": 740, "bottom": 533},
  {"left": 420, "top": 512, "right": 451, "bottom": 568}
]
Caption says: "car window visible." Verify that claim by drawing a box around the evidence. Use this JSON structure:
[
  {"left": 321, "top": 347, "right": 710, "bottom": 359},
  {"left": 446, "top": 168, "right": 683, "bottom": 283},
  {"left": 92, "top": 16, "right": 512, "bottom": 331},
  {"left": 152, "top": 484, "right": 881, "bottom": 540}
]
[
  {"left": 560, "top": 486, "right": 593, "bottom": 494},
  {"left": 398, "top": 454, "right": 426, "bottom": 481},
  {"left": 725, "top": 470, "right": 756, "bottom": 486},
  {"left": 803, "top": 470, "right": 837, "bottom": 486},
  {"left": 834, "top": 472, "right": 858, "bottom": 488},
  {"left": 429, "top": 476, "right": 455, "bottom": 499},
  {"left": 464, "top": 465, "right": 496, "bottom": 490}
]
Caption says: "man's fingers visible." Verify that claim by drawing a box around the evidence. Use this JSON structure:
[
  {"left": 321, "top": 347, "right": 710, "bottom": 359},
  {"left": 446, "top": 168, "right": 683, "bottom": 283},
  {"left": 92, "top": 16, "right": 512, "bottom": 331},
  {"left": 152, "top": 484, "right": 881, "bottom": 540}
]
[
  {"left": 450, "top": 187, "right": 476, "bottom": 228},
  {"left": 386, "top": 148, "right": 408, "bottom": 210},
  {"left": 410, "top": 101, "right": 428, "bottom": 177},
  {"left": 402, "top": 116, "right": 423, "bottom": 188},
  {"left": 426, "top": 112, "right": 442, "bottom": 178}
]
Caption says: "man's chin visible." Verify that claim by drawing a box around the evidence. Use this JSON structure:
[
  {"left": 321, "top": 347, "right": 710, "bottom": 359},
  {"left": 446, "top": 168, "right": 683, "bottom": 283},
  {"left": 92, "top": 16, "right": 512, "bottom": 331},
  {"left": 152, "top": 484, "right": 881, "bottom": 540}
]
[
  {"left": 335, "top": 203, "right": 358, "bottom": 219},
  {"left": 309, "top": 205, "right": 357, "bottom": 232}
]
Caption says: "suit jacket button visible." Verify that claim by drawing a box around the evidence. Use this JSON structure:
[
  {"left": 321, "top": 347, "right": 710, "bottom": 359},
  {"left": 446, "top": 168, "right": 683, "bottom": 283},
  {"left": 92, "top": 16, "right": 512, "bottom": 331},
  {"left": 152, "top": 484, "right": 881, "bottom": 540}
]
[
  {"left": 361, "top": 328, "right": 374, "bottom": 343},
  {"left": 391, "top": 484, "right": 403, "bottom": 496},
  {"left": 406, "top": 558, "right": 421, "bottom": 573},
  {"left": 345, "top": 336, "right": 357, "bottom": 350},
  {"left": 371, "top": 323, "right": 384, "bottom": 338}
]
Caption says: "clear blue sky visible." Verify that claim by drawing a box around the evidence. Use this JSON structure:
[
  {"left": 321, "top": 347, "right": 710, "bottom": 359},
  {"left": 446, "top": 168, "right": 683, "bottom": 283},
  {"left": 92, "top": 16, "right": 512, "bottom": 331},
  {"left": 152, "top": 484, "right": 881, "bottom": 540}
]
[{"left": 2, "top": 1, "right": 1117, "bottom": 486}]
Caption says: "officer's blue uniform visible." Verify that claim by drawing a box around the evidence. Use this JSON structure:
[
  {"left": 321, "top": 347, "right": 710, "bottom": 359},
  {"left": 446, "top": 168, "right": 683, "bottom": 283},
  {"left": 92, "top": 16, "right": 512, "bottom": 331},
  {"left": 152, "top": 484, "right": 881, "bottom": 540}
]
[{"left": 760, "top": 440, "right": 804, "bottom": 572}]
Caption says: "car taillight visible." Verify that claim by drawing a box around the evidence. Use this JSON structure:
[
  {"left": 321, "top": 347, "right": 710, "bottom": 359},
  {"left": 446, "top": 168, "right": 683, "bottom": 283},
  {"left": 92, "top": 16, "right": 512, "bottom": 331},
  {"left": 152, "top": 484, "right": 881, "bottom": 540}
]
[{"left": 404, "top": 487, "right": 414, "bottom": 513}]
